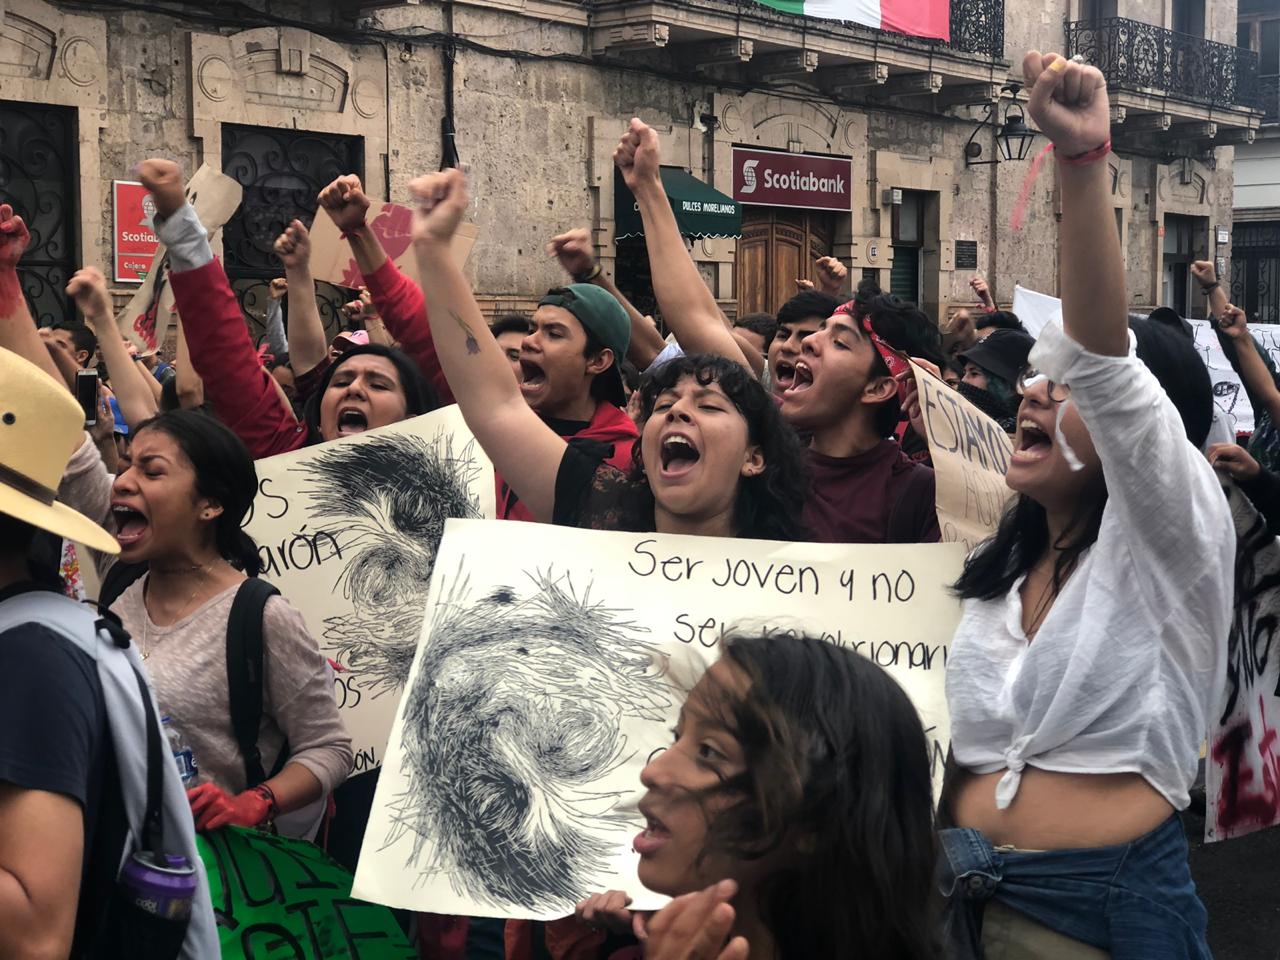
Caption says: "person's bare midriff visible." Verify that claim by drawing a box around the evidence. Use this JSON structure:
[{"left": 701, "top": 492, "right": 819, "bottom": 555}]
[{"left": 952, "top": 767, "right": 1175, "bottom": 850}]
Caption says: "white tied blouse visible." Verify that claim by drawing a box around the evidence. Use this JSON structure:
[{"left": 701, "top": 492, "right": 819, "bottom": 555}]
[{"left": 946, "top": 321, "right": 1235, "bottom": 811}]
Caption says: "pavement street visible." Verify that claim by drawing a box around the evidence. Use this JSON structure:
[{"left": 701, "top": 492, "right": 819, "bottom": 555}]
[{"left": 1185, "top": 807, "right": 1280, "bottom": 959}]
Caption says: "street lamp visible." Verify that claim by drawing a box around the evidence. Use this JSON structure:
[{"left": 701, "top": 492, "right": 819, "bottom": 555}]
[{"left": 964, "top": 83, "right": 1038, "bottom": 166}]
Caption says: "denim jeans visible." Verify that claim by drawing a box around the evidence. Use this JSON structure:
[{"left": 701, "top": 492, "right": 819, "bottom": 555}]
[{"left": 937, "top": 816, "right": 1211, "bottom": 960}]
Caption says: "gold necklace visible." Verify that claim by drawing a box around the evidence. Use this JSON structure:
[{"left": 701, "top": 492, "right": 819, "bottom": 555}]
[{"left": 140, "top": 561, "right": 216, "bottom": 661}]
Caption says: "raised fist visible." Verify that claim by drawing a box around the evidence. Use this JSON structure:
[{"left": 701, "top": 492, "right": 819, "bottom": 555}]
[
  {"left": 548, "top": 228, "right": 596, "bottom": 279},
  {"left": 273, "top": 220, "right": 311, "bottom": 271},
  {"left": 1190, "top": 260, "right": 1217, "bottom": 285},
  {"left": 269, "top": 277, "right": 288, "bottom": 300},
  {"left": 0, "top": 204, "right": 31, "bottom": 268},
  {"left": 1216, "top": 303, "right": 1248, "bottom": 341},
  {"left": 409, "top": 169, "right": 469, "bottom": 245},
  {"left": 65, "top": 267, "right": 113, "bottom": 325},
  {"left": 1023, "top": 51, "right": 1111, "bottom": 158},
  {"left": 134, "top": 159, "right": 186, "bottom": 219},
  {"left": 613, "top": 118, "right": 662, "bottom": 192},
  {"left": 815, "top": 256, "right": 848, "bottom": 295},
  {"left": 318, "top": 174, "right": 371, "bottom": 234}
]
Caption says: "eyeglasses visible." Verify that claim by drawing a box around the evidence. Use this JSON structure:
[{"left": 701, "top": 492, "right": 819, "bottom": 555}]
[{"left": 1015, "top": 366, "right": 1070, "bottom": 403}]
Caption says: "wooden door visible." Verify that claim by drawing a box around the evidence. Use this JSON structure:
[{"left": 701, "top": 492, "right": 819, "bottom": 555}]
[{"left": 735, "top": 209, "right": 834, "bottom": 317}]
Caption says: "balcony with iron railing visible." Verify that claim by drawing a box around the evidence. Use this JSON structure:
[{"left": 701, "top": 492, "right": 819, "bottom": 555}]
[
  {"left": 588, "top": 0, "right": 1009, "bottom": 106},
  {"left": 1066, "top": 17, "right": 1261, "bottom": 145}
]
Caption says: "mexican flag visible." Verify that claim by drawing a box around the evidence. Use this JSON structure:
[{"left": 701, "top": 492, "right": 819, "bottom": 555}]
[{"left": 756, "top": 0, "right": 950, "bottom": 42}]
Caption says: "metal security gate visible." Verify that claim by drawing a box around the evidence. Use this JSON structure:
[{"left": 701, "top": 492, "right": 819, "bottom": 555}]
[
  {"left": 0, "top": 100, "right": 78, "bottom": 327},
  {"left": 1231, "top": 221, "right": 1280, "bottom": 326},
  {"left": 221, "top": 125, "right": 364, "bottom": 349}
]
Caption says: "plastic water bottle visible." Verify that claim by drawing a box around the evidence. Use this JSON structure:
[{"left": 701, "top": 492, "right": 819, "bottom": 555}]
[{"left": 162, "top": 716, "right": 198, "bottom": 786}]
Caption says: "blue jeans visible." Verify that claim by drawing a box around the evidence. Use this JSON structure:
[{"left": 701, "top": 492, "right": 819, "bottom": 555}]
[{"left": 937, "top": 816, "right": 1211, "bottom": 959}]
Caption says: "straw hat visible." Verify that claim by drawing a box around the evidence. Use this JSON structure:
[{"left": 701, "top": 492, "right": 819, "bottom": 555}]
[{"left": 0, "top": 348, "right": 119, "bottom": 554}]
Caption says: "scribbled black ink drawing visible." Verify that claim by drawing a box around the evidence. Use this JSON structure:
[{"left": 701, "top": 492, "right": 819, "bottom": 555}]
[
  {"left": 292, "top": 430, "right": 484, "bottom": 695},
  {"left": 383, "top": 565, "right": 672, "bottom": 913}
]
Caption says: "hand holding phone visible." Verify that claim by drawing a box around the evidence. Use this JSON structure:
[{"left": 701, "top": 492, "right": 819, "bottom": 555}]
[{"left": 75, "top": 368, "right": 99, "bottom": 426}]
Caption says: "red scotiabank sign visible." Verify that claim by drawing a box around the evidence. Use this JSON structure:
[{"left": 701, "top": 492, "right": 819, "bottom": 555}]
[
  {"left": 113, "top": 180, "right": 161, "bottom": 283},
  {"left": 732, "top": 147, "right": 852, "bottom": 212}
]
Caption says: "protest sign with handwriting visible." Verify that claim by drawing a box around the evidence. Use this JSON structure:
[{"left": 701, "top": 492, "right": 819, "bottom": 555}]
[
  {"left": 243, "top": 407, "right": 494, "bottom": 777},
  {"left": 910, "top": 360, "right": 1014, "bottom": 551},
  {"left": 353, "top": 519, "right": 966, "bottom": 921}
]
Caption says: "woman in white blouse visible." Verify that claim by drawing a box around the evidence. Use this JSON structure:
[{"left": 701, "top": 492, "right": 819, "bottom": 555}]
[{"left": 939, "top": 53, "right": 1234, "bottom": 959}]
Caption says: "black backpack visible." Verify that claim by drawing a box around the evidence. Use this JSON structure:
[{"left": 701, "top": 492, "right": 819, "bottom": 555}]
[{"left": 99, "top": 563, "right": 288, "bottom": 787}]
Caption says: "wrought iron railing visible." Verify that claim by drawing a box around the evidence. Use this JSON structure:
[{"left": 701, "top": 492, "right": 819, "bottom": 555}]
[
  {"left": 1261, "top": 75, "right": 1279, "bottom": 124},
  {"left": 1066, "top": 17, "right": 1261, "bottom": 111}
]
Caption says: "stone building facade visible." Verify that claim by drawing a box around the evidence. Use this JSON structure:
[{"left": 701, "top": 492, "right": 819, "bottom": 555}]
[{"left": 0, "top": 0, "right": 1263, "bottom": 344}]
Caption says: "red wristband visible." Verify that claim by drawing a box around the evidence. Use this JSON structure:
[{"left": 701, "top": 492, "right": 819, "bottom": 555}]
[{"left": 1056, "top": 139, "right": 1112, "bottom": 167}]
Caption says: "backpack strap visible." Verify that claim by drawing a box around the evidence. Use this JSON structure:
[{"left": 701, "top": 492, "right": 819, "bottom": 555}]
[
  {"left": 225, "top": 577, "right": 280, "bottom": 788},
  {"left": 98, "top": 560, "right": 148, "bottom": 611},
  {"left": 131, "top": 663, "right": 166, "bottom": 850}
]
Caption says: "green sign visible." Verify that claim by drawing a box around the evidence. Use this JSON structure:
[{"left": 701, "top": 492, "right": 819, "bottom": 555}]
[{"left": 196, "top": 827, "right": 415, "bottom": 959}]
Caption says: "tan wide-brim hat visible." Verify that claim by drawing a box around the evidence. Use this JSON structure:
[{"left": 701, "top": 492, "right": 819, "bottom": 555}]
[{"left": 0, "top": 348, "right": 119, "bottom": 555}]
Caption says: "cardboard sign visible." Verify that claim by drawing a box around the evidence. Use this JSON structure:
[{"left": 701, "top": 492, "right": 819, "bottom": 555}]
[
  {"left": 197, "top": 827, "right": 416, "bottom": 959},
  {"left": 308, "top": 204, "right": 478, "bottom": 291},
  {"left": 115, "top": 165, "right": 244, "bottom": 354},
  {"left": 910, "top": 360, "right": 1015, "bottom": 552},
  {"left": 242, "top": 408, "right": 495, "bottom": 777},
  {"left": 354, "top": 519, "right": 965, "bottom": 920},
  {"left": 732, "top": 146, "right": 852, "bottom": 211},
  {"left": 112, "top": 181, "right": 160, "bottom": 283}
]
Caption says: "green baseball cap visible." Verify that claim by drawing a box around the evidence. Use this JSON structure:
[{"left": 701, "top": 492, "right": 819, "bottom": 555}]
[{"left": 538, "top": 283, "right": 631, "bottom": 406}]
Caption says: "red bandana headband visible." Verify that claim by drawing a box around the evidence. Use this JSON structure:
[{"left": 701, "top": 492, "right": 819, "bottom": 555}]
[{"left": 834, "top": 301, "right": 911, "bottom": 381}]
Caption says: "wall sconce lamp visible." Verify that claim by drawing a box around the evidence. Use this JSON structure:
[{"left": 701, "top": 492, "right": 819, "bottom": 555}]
[{"left": 964, "top": 83, "right": 1037, "bottom": 166}]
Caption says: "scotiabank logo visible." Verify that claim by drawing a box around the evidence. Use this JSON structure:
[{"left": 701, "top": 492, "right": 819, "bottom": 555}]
[{"left": 732, "top": 147, "right": 852, "bottom": 212}]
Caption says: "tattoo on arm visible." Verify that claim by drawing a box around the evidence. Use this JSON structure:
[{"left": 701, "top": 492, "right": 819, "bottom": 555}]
[{"left": 450, "top": 309, "right": 480, "bottom": 355}]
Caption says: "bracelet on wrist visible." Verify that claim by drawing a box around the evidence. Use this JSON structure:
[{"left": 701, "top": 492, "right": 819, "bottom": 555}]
[
  {"left": 1200, "top": 281, "right": 1219, "bottom": 294},
  {"left": 1056, "top": 139, "right": 1112, "bottom": 167},
  {"left": 252, "top": 783, "right": 278, "bottom": 826},
  {"left": 573, "top": 263, "right": 602, "bottom": 284},
  {"left": 339, "top": 224, "right": 369, "bottom": 241}
]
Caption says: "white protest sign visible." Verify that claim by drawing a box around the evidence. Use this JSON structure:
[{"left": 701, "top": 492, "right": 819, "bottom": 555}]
[
  {"left": 910, "top": 360, "right": 1014, "bottom": 552},
  {"left": 116, "top": 164, "right": 244, "bottom": 353},
  {"left": 353, "top": 519, "right": 965, "bottom": 921},
  {"left": 1013, "top": 284, "right": 1278, "bottom": 436},
  {"left": 243, "top": 407, "right": 495, "bottom": 776},
  {"left": 1207, "top": 478, "right": 1280, "bottom": 841},
  {"left": 308, "top": 204, "right": 478, "bottom": 290}
]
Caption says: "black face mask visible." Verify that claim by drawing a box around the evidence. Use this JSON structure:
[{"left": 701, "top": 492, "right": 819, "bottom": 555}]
[{"left": 955, "top": 381, "right": 1018, "bottom": 435}]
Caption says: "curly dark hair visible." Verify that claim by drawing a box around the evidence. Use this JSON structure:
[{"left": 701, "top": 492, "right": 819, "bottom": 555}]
[
  {"left": 696, "top": 633, "right": 939, "bottom": 960},
  {"left": 632, "top": 354, "right": 811, "bottom": 541}
]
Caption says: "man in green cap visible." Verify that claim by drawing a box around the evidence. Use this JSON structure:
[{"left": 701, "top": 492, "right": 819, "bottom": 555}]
[{"left": 490, "top": 281, "right": 637, "bottom": 521}]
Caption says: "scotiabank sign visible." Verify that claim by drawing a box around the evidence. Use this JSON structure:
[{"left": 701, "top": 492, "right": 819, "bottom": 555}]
[
  {"left": 113, "top": 180, "right": 160, "bottom": 283},
  {"left": 732, "top": 147, "right": 852, "bottom": 212}
]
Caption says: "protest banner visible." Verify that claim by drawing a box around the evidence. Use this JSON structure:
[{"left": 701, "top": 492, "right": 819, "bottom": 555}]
[
  {"left": 353, "top": 519, "right": 966, "bottom": 921},
  {"left": 1206, "top": 478, "right": 1280, "bottom": 841},
  {"left": 197, "top": 826, "right": 415, "bottom": 959},
  {"left": 115, "top": 164, "right": 244, "bottom": 353},
  {"left": 243, "top": 407, "right": 495, "bottom": 777},
  {"left": 910, "top": 360, "right": 1014, "bottom": 551},
  {"left": 1013, "top": 284, "right": 1280, "bottom": 436},
  {"left": 308, "top": 203, "right": 478, "bottom": 290}
]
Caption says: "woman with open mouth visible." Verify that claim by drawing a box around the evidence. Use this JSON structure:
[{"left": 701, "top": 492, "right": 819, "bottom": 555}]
[
  {"left": 575, "top": 632, "right": 939, "bottom": 959},
  {"left": 405, "top": 168, "right": 810, "bottom": 543},
  {"left": 128, "top": 159, "right": 438, "bottom": 463},
  {"left": 940, "top": 53, "right": 1233, "bottom": 958},
  {"left": 58, "top": 409, "right": 353, "bottom": 840}
]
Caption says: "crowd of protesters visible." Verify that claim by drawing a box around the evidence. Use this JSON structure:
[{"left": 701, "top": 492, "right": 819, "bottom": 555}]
[{"left": 0, "top": 49, "right": 1270, "bottom": 960}]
